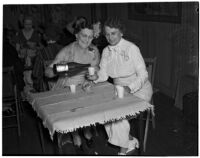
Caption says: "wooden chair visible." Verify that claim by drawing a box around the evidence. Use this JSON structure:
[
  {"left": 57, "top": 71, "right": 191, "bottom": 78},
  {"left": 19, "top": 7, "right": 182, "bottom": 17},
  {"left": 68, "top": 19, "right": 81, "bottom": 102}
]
[
  {"left": 144, "top": 57, "right": 157, "bottom": 128},
  {"left": 3, "top": 66, "right": 22, "bottom": 136},
  {"left": 143, "top": 57, "right": 157, "bottom": 152}
]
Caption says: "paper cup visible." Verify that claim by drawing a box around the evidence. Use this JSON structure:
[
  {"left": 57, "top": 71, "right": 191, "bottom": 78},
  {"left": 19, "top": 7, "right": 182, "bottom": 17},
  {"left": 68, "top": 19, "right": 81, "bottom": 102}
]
[
  {"left": 88, "top": 67, "right": 95, "bottom": 76},
  {"left": 70, "top": 84, "right": 76, "bottom": 93},
  {"left": 115, "top": 85, "right": 124, "bottom": 99}
]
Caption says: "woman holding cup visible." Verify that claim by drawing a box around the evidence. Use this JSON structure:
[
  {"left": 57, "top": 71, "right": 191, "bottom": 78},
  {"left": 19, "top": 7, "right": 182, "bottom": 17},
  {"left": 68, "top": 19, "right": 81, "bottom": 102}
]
[
  {"left": 87, "top": 17, "right": 153, "bottom": 155},
  {"left": 45, "top": 19, "right": 100, "bottom": 91},
  {"left": 45, "top": 19, "right": 100, "bottom": 153}
]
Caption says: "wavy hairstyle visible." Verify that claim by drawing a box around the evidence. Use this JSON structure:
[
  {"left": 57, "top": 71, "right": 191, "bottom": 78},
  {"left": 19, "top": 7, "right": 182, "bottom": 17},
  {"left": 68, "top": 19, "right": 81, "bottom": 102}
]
[
  {"left": 73, "top": 19, "right": 93, "bottom": 34},
  {"left": 103, "top": 17, "right": 125, "bottom": 34}
]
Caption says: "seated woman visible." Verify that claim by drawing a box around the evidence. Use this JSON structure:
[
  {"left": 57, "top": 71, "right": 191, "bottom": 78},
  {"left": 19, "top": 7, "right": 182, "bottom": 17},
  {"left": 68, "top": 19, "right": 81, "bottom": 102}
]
[
  {"left": 45, "top": 20, "right": 100, "bottom": 153},
  {"left": 15, "top": 15, "right": 41, "bottom": 95},
  {"left": 87, "top": 17, "right": 153, "bottom": 155}
]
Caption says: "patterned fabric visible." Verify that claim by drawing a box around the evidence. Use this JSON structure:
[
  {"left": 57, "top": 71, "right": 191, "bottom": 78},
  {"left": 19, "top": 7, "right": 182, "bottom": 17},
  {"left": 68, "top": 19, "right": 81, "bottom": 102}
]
[
  {"left": 27, "top": 82, "right": 153, "bottom": 139},
  {"left": 15, "top": 29, "right": 40, "bottom": 47},
  {"left": 32, "top": 43, "right": 62, "bottom": 92}
]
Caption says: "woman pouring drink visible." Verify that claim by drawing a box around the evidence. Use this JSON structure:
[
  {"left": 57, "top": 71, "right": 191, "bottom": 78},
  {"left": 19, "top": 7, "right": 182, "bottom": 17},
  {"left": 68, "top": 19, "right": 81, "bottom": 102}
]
[
  {"left": 87, "top": 17, "right": 153, "bottom": 155},
  {"left": 45, "top": 19, "right": 100, "bottom": 153}
]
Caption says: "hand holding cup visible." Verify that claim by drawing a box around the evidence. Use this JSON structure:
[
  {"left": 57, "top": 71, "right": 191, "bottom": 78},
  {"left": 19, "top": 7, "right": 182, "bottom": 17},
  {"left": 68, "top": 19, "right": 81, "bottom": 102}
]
[{"left": 86, "top": 67, "right": 98, "bottom": 81}]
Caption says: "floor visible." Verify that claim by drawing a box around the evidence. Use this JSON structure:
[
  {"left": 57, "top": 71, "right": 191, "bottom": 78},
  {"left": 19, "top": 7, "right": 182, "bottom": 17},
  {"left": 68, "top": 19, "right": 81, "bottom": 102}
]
[{"left": 2, "top": 92, "right": 198, "bottom": 156}]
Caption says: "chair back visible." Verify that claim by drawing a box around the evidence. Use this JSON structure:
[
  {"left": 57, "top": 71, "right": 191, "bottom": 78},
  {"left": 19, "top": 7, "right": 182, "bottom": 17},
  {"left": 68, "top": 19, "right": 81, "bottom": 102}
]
[
  {"left": 3, "top": 66, "right": 21, "bottom": 136},
  {"left": 144, "top": 57, "right": 157, "bottom": 88},
  {"left": 3, "top": 66, "right": 16, "bottom": 98}
]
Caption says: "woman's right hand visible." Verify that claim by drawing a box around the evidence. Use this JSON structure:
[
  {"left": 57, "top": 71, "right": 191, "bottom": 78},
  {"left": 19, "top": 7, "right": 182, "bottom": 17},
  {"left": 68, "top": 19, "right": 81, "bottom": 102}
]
[{"left": 45, "top": 67, "right": 55, "bottom": 78}]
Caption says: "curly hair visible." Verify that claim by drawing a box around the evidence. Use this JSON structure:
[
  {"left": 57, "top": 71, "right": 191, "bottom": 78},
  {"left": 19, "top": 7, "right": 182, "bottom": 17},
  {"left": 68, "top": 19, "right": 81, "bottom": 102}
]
[
  {"left": 104, "top": 17, "right": 125, "bottom": 34},
  {"left": 73, "top": 19, "right": 93, "bottom": 34}
]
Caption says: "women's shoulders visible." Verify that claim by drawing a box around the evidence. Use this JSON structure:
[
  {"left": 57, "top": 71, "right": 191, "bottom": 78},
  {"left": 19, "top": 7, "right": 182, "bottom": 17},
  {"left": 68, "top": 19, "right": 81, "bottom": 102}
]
[{"left": 123, "top": 38, "right": 139, "bottom": 49}]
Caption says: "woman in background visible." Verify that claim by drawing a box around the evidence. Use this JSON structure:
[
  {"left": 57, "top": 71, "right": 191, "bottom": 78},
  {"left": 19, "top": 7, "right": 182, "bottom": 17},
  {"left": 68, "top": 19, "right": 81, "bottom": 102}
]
[{"left": 15, "top": 15, "right": 41, "bottom": 95}]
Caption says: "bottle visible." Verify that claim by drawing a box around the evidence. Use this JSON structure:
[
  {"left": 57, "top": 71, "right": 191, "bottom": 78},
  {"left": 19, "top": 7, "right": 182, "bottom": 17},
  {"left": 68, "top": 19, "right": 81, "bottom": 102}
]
[{"left": 53, "top": 62, "right": 90, "bottom": 76}]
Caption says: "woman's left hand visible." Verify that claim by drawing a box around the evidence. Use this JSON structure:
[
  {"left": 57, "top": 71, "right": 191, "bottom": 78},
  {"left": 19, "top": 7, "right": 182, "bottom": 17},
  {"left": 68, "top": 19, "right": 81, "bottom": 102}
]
[
  {"left": 82, "top": 80, "right": 94, "bottom": 92},
  {"left": 86, "top": 72, "right": 98, "bottom": 81}
]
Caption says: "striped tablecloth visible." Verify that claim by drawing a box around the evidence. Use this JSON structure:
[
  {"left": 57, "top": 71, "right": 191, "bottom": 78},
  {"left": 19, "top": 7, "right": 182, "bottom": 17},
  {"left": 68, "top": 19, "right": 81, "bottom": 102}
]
[{"left": 28, "top": 82, "right": 153, "bottom": 139}]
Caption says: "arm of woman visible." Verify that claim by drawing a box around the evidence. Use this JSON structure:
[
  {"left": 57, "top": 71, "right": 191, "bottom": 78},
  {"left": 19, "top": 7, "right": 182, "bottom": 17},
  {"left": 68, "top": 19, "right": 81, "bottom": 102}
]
[
  {"left": 45, "top": 46, "right": 70, "bottom": 78},
  {"left": 128, "top": 45, "right": 148, "bottom": 93},
  {"left": 93, "top": 49, "right": 109, "bottom": 83}
]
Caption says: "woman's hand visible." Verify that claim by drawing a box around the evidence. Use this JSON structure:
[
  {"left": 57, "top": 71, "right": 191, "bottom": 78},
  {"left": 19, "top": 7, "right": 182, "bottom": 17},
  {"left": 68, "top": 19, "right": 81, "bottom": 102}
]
[
  {"left": 86, "top": 72, "right": 98, "bottom": 81},
  {"left": 82, "top": 80, "right": 94, "bottom": 92},
  {"left": 45, "top": 67, "right": 55, "bottom": 78}
]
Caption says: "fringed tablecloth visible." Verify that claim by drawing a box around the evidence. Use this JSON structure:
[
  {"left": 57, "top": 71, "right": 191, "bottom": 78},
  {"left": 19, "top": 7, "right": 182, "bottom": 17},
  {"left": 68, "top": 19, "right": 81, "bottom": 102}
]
[{"left": 27, "top": 82, "right": 154, "bottom": 139}]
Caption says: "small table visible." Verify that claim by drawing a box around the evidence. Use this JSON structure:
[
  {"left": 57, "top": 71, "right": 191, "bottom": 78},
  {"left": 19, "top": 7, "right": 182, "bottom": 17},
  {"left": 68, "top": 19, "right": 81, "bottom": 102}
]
[{"left": 27, "top": 82, "right": 153, "bottom": 155}]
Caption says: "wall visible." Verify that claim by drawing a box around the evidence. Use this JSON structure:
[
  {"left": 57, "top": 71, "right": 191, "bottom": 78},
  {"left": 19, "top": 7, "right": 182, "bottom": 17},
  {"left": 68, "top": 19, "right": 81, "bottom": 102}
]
[
  {"left": 3, "top": 4, "right": 92, "bottom": 30},
  {"left": 3, "top": 3, "right": 198, "bottom": 100},
  {"left": 106, "top": 2, "right": 198, "bottom": 98}
]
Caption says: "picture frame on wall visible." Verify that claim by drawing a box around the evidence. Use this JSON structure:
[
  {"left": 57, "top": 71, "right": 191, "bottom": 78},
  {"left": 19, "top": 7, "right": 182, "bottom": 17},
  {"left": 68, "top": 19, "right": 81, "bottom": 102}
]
[{"left": 128, "top": 2, "right": 182, "bottom": 23}]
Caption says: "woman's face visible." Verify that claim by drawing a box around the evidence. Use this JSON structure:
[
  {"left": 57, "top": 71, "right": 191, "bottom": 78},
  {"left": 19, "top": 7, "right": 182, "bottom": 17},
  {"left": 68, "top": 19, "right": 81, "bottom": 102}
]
[
  {"left": 24, "top": 19, "right": 33, "bottom": 30},
  {"left": 104, "top": 26, "right": 123, "bottom": 46},
  {"left": 76, "top": 28, "right": 94, "bottom": 49}
]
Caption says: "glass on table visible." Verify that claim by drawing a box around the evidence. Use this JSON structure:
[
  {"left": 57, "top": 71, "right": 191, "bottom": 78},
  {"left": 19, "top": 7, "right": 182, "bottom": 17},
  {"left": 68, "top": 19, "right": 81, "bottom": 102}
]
[
  {"left": 70, "top": 84, "right": 76, "bottom": 93},
  {"left": 115, "top": 85, "right": 124, "bottom": 99}
]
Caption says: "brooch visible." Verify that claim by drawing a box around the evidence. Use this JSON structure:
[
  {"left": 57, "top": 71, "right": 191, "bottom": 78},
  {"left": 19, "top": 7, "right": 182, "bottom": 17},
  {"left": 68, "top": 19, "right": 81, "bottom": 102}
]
[{"left": 120, "top": 50, "right": 129, "bottom": 61}]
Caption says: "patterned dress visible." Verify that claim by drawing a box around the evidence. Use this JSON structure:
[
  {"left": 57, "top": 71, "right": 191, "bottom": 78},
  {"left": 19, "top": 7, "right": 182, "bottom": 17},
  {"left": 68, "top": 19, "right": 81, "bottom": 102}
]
[{"left": 49, "top": 41, "right": 100, "bottom": 90}]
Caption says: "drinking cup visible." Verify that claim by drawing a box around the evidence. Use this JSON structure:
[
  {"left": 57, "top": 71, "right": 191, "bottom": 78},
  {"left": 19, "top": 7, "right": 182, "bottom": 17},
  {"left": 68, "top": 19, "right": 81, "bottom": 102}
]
[
  {"left": 70, "top": 84, "right": 76, "bottom": 93},
  {"left": 88, "top": 67, "right": 95, "bottom": 76},
  {"left": 115, "top": 85, "right": 124, "bottom": 99}
]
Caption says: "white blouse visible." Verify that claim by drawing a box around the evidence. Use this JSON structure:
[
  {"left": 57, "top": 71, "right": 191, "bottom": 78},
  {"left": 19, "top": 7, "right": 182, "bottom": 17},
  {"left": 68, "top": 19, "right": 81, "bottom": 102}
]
[{"left": 95, "top": 38, "right": 149, "bottom": 94}]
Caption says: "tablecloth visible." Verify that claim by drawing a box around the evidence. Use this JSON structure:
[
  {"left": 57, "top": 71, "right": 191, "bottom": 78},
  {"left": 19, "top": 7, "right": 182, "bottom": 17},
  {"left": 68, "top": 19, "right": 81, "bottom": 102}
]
[{"left": 28, "top": 82, "right": 153, "bottom": 139}]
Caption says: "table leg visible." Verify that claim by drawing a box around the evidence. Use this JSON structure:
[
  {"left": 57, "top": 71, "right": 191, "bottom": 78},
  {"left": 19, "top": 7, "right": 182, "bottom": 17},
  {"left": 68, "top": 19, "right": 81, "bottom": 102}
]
[
  {"left": 37, "top": 119, "right": 45, "bottom": 154},
  {"left": 54, "top": 132, "right": 63, "bottom": 155},
  {"left": 143, "top": 109, "right": 150, "bottom": 152},
  {"left": 138, "top": 112, "right": 144, "bottom": 155}
]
